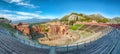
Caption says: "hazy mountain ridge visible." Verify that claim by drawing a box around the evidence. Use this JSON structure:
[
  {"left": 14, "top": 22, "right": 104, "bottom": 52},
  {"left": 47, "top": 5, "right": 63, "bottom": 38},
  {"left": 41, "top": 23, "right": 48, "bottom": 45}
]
[
  {"left": 110, "top": 17, "right": 120, "bottom": 23},
  {"left": 13, "top": 18, "right": 52, "bottom": 24}
]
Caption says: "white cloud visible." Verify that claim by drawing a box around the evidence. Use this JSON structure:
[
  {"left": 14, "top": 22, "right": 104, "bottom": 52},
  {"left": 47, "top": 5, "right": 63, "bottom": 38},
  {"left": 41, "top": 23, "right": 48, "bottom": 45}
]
[
  {"left": 0, "top": 13, "right": 37, "bottom": 21},
  {"left": 10, "top": 0, "right": 21, "bottom": 3},
  {"left": 0, "top": 10, "right": 12, "bottom": 13},
  {"left": 0, "top": 14, "right": 17, "bottom": 20},
  {"left": 0, "top": 10, "right": 51, "bottom": 21},
  {"left": 3, "top": 0, "right": 37, "bottom": 8},
  {"left": 35, "top": 11, "right": 42, "bottom": 13},
  {"left": 16, "top": 12, "right": 35, "bottom": 15},
  {"left": 17, "top": 2, "right": 36, "bottom": 8},
  {"left": 16, "top": 12, "right": 43, "bottom": 18}
]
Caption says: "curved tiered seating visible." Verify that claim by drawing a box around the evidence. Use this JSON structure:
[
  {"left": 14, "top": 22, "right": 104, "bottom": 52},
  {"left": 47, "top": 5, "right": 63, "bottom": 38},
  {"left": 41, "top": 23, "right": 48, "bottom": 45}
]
[
  {"left": 108, "top": 24, "right": 120, "bottom": 29},
  {"left": 0, "top": 27, "right": 49, "bottom": 54},
  {"left": 56, "top": 28, "right": 119, "bottom": 54},
  {"left": 0, "top": 25, "right": 120, "bottom": 54}
]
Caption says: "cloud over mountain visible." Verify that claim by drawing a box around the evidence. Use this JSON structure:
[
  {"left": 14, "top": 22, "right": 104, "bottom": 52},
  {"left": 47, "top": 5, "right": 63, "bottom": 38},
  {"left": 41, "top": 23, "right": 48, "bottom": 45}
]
[
  {"left": 0, "top": 10, "right": 50, "bottom": 21},
  {"left": 3, "top": 0, "right": 38, "bottom": 8}
]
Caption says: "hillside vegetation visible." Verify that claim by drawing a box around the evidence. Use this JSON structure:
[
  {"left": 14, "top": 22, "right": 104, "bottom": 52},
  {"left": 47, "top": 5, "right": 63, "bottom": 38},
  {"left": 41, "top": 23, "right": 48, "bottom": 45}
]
[
  {"left": 0, "top": 23, "right": 15, "bottom": 32},
  {"left": 60, "top": 12, "right": 110, "bottom": 23},
  {"left": 0, "top": 17, "right": 15, "bottom": 32}
]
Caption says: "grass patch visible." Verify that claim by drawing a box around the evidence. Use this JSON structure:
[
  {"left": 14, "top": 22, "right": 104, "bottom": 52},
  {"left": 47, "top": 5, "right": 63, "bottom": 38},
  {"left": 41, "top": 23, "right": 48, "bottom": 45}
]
[{"left": 70, "top": 24, "right": 84, "bottom": 30}]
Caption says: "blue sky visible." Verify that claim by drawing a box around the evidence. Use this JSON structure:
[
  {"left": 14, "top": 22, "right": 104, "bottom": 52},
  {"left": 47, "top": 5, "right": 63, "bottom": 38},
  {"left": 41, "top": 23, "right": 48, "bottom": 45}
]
[{"left": 0, "top": 0, "right": 120, "bottom": 21}]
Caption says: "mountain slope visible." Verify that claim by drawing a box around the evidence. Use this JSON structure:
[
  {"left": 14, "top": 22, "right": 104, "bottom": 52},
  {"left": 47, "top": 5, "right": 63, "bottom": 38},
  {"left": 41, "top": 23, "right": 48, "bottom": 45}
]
[
  {"left": 60, "top": 12, "right": 110, "bottom": 23},
  {"left": 13, "top": 18, "right": 51, "bottom": 24},
  {"left": 110, "top": 17, "right": 120, "bottom": 23}
]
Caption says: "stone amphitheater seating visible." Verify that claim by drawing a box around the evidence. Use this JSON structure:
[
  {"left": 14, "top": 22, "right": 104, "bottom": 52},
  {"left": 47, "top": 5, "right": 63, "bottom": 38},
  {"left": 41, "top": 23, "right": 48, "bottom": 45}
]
[
  {"left": 109, "top": 24, "right": 120, "bottom": 29},
  {"left": 79, "top": 25, "right": 90, "bottom": 30},
  {"left": 0, "top": 27, "right": 49, "bottom": 54},
  {"left": 87, "top": 25, "right": 98, "bottom": 30},
  {"left": 0, "top": 25, "right": 120, "bottom": 54},
  {"left": 56, "top": 28, "right": 120, "bottom": 54}
]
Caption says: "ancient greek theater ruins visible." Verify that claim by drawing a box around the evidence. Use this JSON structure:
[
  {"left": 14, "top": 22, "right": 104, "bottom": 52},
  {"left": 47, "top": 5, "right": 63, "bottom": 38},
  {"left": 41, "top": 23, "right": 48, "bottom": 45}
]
[
  {"left": 0, "top": 0, "right": 120, "bottom": 54},
  {"left": 0, "top": 17, "right": 120, "bottom": 54}
]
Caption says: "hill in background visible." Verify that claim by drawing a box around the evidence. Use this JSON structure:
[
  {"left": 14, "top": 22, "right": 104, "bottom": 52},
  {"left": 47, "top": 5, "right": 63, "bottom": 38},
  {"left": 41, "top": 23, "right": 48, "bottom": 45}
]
[
  {"left": 110, "top": 17, "right": 120, "bottom": 24},
  {"left": 12, "top": 18, "right": 52, "bottom": 24},
  {"left": 60, "top": 12, "right": 110, "bottom": 23}
]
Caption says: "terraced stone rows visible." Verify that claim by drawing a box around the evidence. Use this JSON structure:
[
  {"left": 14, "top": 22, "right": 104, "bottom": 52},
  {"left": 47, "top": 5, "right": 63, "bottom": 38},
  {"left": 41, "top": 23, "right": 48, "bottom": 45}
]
[
  {"left": 0, "top": 29, "right": 49, "bottom": 54},
  {"left": 99, "top": 29, "right": 119, "bottom": 54},
  {"left": 79, "top": 25, "right": 90, "bottom": 30},
  {"left": 56, "top": 29, "right": 118, "bottom": 54},
  {"left": 0, "top": 26, "right": 120, "bottom": 54},
  {"left": 85, "top": 29, "right": 118, "bottom": 54},
  {"left": 0, "top": 41, "right": 13, "bottom": 54},
  {"left": 86, "top": 37, "right": 110, "bottom": 53},
  {"left": 56, "top": 35, "right": 107, "bottom": 54},
  {"left": 88, "top": 25, "right": 99, "bottom": 30},
  {"left": 57, "top": 34, "right": 109, "bottom": 54}
]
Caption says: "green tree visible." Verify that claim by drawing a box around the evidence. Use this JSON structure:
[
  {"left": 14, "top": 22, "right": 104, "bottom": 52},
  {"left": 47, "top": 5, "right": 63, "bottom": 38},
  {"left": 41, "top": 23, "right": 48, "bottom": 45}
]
[
  {"left": 0, "top": 17, "right": 5, "bottom": 19},
  {"left": 70, "top": 12, "right": 78, "bottom": 15},
  {"left": 102, "top": 18, "right": 110, "bottom": 23},
  {"left": 68, "top": 20, "right": 76, "bottom": 25},
  {"left": 78, "top": 13, "right": 84, "bottom": 16},
  {"left": 60, "top": 15, "right": 69, "bottom": 21}
]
